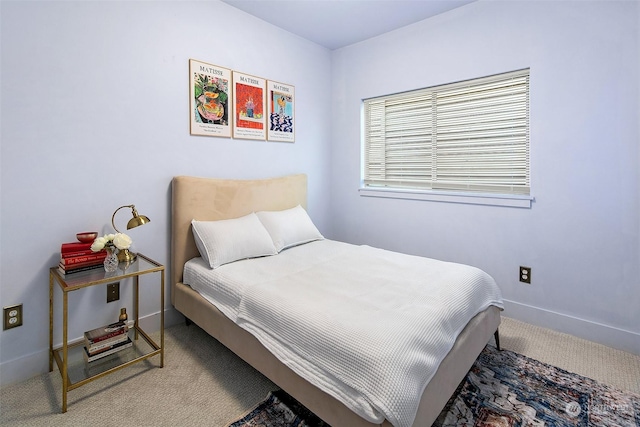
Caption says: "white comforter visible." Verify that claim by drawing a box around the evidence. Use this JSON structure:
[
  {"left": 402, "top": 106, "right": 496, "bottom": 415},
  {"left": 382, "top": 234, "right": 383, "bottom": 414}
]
[{"left": 184, "top": 240, "right": 503, "bottom": 427}]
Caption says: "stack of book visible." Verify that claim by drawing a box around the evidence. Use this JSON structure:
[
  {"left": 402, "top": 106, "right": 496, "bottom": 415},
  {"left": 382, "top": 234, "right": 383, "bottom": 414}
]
[
  {"left": 83, "top": 321, "right": 132, "bottom": 363},
  {"left": 58, "top": 242, "right": 106, "bottom": 275}
]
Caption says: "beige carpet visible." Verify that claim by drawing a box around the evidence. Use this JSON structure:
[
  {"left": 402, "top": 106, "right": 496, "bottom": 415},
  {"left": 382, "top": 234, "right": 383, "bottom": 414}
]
[
  {"left": 499, "top": 317, "right": 640, "bottom": 395},
  {"left": 0, "top": 324, "right": 276, "bottom": 426},
  {"left": 1, "top": 317, "right": 638, "bottom": 426}
]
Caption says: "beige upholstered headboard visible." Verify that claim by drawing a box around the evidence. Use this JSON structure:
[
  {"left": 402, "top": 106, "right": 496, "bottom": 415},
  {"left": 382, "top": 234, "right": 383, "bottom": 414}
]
[{"left": 170, "top": 174, "right": 307, "bottom": 304}]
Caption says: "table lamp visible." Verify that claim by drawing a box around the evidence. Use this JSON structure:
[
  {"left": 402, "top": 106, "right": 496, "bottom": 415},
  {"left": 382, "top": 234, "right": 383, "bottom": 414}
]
[{"left": 111, "top": 204, "right": 150, "bottom": 262}]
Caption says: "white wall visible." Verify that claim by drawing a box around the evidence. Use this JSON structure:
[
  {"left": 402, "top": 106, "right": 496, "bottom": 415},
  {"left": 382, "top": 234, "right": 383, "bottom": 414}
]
[
  {"left": 2, "top": 0, "right": 638, "bottom": 388},
  {"left": 0, "top": 1, "right": 332, "bottom": 385},
  {"left": 329, "top": 1, "right": 639, "bottom": 353}
]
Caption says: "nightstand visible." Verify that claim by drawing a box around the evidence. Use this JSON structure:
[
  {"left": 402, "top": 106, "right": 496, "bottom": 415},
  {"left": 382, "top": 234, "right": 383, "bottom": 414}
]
[{"left": 49, "top": 253, "right": 164, "bottom": 413}]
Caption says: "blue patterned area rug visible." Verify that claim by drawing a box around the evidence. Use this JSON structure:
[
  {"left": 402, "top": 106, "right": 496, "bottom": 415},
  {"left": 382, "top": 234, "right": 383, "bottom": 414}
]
[
  {"left": 227, "top": 346, "right": 640, "bottom": 427},
  {"left": 227, "top": 389, "right": 329, "bottom": 427}
]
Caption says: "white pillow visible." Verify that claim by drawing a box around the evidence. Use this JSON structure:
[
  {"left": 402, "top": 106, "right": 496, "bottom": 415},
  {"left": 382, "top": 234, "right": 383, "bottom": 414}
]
[
  {"left": 256, "top": 205, "right": 324, "bottom": 252},
  {"left": 191, "top": 213, "right": 277, "bottom": 269}
]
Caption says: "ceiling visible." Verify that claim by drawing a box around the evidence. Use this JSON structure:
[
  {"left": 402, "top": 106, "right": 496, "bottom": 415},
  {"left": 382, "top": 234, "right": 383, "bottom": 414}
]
[{"left": 221, "top": 0, "right": 476, "bottom": 50}]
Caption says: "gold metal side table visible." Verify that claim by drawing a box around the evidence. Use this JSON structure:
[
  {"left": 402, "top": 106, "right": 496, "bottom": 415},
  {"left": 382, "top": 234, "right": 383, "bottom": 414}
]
[{"left": 49, "top": 253, "right": 164, "bottom": 413}]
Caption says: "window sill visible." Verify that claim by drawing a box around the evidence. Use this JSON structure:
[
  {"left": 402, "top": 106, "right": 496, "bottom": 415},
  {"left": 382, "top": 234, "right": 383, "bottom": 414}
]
[{"left": 359, "top": 187, "right": 533, "bottom": 208}]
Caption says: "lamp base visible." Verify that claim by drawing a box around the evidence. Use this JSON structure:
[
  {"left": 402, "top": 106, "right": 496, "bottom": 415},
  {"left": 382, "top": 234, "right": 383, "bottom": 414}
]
[{"left": 117, "top": 249, "right": 137, "bottom": 263}]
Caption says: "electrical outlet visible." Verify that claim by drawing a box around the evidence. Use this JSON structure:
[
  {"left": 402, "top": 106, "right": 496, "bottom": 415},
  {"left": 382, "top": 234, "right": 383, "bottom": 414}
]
[
  {"left": 520, "top": 266, "right": 531, "bottom": 284},
  {"left": 107, "top": 282, "right": 120, "bottom": 303},
  {"left": 3, "top": 304, "right": 23, "bottom": 330}
]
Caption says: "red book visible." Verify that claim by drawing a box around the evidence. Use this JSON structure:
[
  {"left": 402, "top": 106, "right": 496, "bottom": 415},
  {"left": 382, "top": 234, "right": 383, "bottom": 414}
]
[
  {"left": 57, "top": 263, "right": 104, "bottom": 275},
  {"left": 59, "top": 259, "right": 104, "bottom": 270},
  {"left": 61, "top": 249, "right": 95, "bottom": 258},
  {"left": 61, "top": 242, "right": 93, "bottom": 254},
  {"left": 60, "top": 252, "right": 107, "bottom": 266}
]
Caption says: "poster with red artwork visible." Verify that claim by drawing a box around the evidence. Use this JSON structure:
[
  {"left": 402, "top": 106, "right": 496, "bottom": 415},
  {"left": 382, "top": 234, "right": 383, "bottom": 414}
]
[{"left": 232, "top": 71, "right": 266, "bottom": 140}]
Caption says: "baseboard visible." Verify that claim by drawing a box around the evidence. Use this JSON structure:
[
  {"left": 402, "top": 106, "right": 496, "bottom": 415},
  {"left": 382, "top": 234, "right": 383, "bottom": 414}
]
[
  {"left": 0, "top": 348, "right": 49, "bottom": 389},
  {"left": 502, "top": 299, "right": 640, "bottom": 355},
  {"left": 137, "top": 306, "right": 183, "bottom": 332},
  {"left": 0, "top": 307, "right": 183, "bottom": 388},
  {"left": 5, "top": 303, "right": 636, "bottom": 387}
]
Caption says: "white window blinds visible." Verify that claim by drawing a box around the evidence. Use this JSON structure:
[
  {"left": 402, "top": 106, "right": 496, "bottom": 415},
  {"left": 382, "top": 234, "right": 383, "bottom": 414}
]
[{"left": 364, "top": 69, "right": 530, "bottom": 196}]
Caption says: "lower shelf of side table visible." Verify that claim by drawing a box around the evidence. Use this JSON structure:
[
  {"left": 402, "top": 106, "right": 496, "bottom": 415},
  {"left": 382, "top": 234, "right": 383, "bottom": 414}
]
[{"left": 51, "top": 326, "right": 161, "bottom": 390}]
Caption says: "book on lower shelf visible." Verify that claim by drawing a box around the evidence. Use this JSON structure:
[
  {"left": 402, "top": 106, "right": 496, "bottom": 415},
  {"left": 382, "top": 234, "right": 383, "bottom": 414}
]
[
  {"left": 84, "top": 321, "right": 128, "bottom": 344},
  {"left": 85, "top": 331, "right": 130, "bottom": 355},
  {"left": 83, "top": 337, "right": 133, "bottom": 363}
]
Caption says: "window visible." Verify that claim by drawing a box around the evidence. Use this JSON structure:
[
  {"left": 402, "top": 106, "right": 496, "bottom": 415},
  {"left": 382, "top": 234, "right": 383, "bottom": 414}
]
[{"left": 363, "top": 69, "right": 530, "bottom": 199}]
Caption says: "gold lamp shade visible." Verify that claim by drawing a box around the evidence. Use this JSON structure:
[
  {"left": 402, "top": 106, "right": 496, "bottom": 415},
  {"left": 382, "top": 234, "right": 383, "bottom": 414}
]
[
  {"left": 111, "top": 204, "right": 150, "bottom": 263},
  {"left": 126, "top": 209, "right": 150, "bottom": 230}
]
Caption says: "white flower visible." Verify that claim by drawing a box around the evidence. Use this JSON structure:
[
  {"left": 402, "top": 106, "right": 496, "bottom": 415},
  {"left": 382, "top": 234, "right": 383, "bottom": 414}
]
[
  {"left": 91, "top": 236, "right": 107, "bottom": 252},
  {"left": 91, "top": 233, "right": 132, "bottom": 251},
  {"left": 113, "top": 233, "right": 132, "bottom": 250}
]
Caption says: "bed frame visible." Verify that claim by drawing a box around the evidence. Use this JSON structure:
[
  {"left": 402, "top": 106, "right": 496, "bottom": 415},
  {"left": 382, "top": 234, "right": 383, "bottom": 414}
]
[{"left": 171, "top": 174, "right": 501, "bottom": 426}]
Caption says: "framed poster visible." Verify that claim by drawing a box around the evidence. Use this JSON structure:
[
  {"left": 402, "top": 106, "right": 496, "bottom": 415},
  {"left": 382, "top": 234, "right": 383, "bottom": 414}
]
[
  {"left": 232, "top": 71, "right": 267, "bottom": 140},
  {"left": 267, "top": 80, "right": 295, "bottom": 143},
  {"left": 189, "top": 59, "right": 232, "bottom": 138}
]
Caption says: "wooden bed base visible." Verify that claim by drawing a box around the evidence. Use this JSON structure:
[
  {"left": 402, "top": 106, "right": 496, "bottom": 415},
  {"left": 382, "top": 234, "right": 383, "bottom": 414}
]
[{"left": 170, "top": 174, "right": 501, "bottom": 426}]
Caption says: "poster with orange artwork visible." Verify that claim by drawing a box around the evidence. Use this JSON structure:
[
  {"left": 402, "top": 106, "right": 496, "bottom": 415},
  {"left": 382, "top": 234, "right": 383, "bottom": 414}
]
[
  {"left": 189, "top": 59, "right": 232, "bottom": 138},
  {"left": 232, "top": 71, "right": 266, "bottom": 140}
]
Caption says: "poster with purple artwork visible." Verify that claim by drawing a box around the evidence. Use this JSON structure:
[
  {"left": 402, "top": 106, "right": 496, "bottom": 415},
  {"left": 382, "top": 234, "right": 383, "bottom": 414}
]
[{"left": 267, "top": 80, "right": 294, "bottom": 143}]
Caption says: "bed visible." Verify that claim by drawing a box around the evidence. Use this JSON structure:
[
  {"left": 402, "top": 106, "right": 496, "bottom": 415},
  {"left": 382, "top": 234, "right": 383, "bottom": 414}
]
[{"left": 171, "top": 174, "right": 503, "bottom": 427}]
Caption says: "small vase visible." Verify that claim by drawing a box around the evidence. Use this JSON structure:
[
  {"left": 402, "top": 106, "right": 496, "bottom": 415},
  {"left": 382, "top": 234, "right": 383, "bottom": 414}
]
[{"left": 103, "top": 248, "right": 119, "bottom": 272}]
